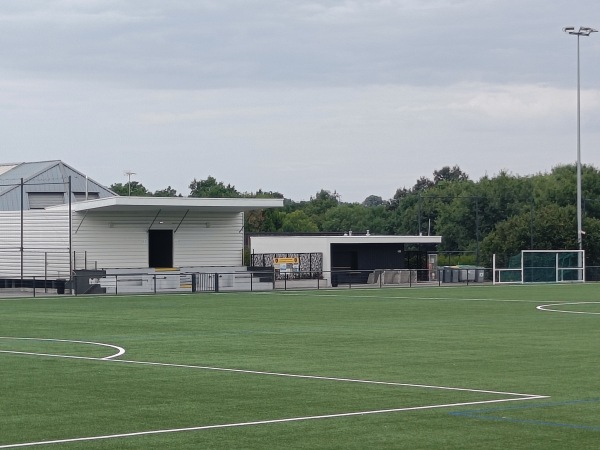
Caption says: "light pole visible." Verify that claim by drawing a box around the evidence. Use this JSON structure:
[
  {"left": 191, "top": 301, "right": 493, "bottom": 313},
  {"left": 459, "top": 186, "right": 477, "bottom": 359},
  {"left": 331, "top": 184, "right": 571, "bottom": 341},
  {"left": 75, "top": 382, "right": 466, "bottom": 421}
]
[{"left": 563, "top": 26, "right": 597, "bottom": 250}]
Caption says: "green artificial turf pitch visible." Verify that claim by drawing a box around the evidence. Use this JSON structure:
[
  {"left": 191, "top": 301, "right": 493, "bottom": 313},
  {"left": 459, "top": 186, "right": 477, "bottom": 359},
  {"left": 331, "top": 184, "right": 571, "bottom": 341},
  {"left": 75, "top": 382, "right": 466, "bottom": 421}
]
[{"left": 1, "top": 284, "right": 600, "bottom": 449}]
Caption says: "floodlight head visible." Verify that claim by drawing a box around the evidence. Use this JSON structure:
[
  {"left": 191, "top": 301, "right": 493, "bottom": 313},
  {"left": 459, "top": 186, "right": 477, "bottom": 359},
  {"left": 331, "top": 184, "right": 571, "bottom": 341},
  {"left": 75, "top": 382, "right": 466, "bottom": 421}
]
[
  {"left": 563, "top": 26, "right": 598, "bottom": 36},
  {"left": 581, "top": 27, "right": 598, "bottom": 35}
]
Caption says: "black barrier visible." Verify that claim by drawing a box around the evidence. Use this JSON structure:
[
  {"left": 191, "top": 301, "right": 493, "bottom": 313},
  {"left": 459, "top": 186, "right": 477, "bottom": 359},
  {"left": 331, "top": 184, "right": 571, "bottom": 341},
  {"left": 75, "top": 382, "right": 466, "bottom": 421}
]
[{"left": 15, "top": 265, "right": 600, "bottom": 298}]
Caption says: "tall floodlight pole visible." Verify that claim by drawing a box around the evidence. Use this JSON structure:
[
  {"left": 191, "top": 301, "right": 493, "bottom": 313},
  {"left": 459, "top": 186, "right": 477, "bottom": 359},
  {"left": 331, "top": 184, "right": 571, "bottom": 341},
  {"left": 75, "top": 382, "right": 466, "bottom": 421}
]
[{"left": 563, "top": 26, "right": 597, "bottom": 250}]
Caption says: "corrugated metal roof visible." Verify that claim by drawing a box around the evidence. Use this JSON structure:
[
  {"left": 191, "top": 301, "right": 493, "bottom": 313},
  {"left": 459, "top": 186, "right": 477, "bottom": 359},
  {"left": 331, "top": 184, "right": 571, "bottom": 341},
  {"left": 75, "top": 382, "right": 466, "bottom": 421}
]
[
  {"left": 0, "top": 164, "right": 18, "bottom": 176},
  {"left": 0, "top": 161, "right": 60, "bottom": 184},
  {"left": 0, "top": 160, "right": 116, "bottom": 210},
  {"left": 46, "top": 196, "right": 284, "bottom": 213}
]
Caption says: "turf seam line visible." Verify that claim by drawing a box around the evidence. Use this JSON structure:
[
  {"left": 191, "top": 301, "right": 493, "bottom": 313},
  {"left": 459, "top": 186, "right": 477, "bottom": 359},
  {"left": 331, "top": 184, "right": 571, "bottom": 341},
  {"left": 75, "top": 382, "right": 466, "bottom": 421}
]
[{"left": 449, "top": 398, "right": 600, "bottom": 431}]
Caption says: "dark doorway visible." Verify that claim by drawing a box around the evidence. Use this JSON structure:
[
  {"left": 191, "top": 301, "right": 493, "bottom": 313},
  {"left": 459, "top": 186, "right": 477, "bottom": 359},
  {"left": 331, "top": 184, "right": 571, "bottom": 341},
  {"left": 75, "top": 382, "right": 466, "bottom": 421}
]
[
  {"left": 149, "top": 230, "right": 173, "bottom": 268},
  {"left": 332, "top": 250, "right": 358, "bottom": 271}
]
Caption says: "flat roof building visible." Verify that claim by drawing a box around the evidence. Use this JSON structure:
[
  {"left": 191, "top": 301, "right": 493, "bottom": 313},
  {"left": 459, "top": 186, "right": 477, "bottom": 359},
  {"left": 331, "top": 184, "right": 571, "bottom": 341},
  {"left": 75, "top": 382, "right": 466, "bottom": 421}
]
[{"left": 250, "top": 233, "right": 442, "bottom": 287}]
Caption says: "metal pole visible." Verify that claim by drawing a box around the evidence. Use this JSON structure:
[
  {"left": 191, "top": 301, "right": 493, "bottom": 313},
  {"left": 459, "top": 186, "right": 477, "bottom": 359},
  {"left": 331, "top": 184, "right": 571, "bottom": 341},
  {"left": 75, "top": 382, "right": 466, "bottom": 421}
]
[
  {"left": 69, "top": 176, "right": 73, "bottom": 291},
  {"left": 475, "top": 197, "right": 480, "bottom": 265},
  {"left": 20, "top": 178, "right": 24, "bottom": 286},
  {"left": 576, "top": 33, "right": 582, "bottom": 250},
  {"left": 418, "top": 194, "right": 422, "bottom": 235},
  {"left": 530, "top": 197, "right": 534, "bottom": 249},
  {"left": 564, "top": 26, "right": 597, "bottom": 250}
]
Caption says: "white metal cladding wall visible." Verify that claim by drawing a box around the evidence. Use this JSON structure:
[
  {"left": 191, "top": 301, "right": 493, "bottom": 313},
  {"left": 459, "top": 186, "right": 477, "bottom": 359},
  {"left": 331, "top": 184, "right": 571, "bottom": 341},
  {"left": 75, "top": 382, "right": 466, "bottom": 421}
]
[
  {"left": 72, "top": 210, "right": 244, "bottom": 269},
  {"left": 250, "top": 236, "right": 332, "bottom": 272},
  {"left": 72, "top": 212, "right": 151, "bottom": 269},
  {"left": 173, "top": 212, "right": 243, "bottom": 267},
  {"left": 0, "top": 210, "right": 70, "bottom": 278}
]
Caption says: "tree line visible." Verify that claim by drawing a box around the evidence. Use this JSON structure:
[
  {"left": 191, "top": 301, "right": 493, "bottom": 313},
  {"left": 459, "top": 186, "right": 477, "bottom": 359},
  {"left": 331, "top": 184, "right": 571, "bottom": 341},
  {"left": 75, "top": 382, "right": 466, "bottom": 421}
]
[{"left": 110, "top": 165, "right": 600, "bottom": 267}]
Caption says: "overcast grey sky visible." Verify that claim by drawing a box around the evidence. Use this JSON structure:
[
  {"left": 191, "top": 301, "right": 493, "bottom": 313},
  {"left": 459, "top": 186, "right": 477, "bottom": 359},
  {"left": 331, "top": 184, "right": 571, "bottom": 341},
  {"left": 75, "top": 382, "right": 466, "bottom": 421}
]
[{"left": 2, "top": 1, "right": 600, "bottom": 202}]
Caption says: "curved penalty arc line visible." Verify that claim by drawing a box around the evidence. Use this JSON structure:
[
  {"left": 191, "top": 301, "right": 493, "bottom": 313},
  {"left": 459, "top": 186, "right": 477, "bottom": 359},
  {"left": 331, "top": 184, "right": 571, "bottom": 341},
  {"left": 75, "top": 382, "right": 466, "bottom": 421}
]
[
  {"left": 0, "top": 337, "right": 125, "bottom": 360},
  {"left": 536, "top": 301, "right": 600, "bottom": 315}
]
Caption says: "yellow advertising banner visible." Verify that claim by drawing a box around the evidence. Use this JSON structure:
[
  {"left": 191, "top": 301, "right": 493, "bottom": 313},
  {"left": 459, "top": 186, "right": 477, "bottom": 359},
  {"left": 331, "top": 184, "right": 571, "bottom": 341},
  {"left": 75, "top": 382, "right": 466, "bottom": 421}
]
[{"left": 274, "top": 257, "right": 299, "bottom": 264}]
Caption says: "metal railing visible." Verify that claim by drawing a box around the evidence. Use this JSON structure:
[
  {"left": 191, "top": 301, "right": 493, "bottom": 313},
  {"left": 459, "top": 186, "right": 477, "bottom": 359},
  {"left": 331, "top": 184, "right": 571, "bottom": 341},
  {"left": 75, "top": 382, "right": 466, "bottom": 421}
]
[
  {"left": 0, "top": 276, "right": 70, "bottom": 297},
  {"left": 8, "top": 266, "right": 600, "bottom": 298}
]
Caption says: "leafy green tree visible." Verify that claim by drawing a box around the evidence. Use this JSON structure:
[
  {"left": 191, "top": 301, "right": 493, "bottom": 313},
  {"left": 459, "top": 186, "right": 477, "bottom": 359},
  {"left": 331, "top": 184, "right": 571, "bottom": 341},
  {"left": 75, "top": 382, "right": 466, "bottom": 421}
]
[
  {"left": 244, "top": 189, "right": 284, "bottom": 199},
  {"left": 433, "top": 165, "right": 469, "bottom": 184},
  {"left": 281, "top": 210, "right": 319, "bottom": 232},
  {"left": 320, "top": 203, "right": 392, "bottom": 234},
  {"left": 154, "top": 186, "right": 179, "bottom": 197},
  {"left": 413, "top": 176, "right": 434, "bottom": 192},
  {"left": 302, "top": 190, "right": 340, "bottom": 230},
  {"left": 110, "top": 181, "right": 151, "bottom": 196},
  {"left": 245, "top": 209, "right": 284, "bottom": 233},
  {"left": 366, "top": 205, "right": 395, "bottom": 234},
  {"left": 533, "top": 164, "right": 600, "bottom": 217},
  {"left": 322, "top": 204, "right": 367, "bottom": 232},
  {"left": 189, "top": 176, "right": 240, "bottom": 198},
  {"left": 481, "top": 204, "right": 579, "bottom": 266},
  {"left": 242, "top": 190, "right": 286, "bottom": 232},
  {"left": 580, "top": 217, "right": 600, "bottom": 266},
  {"left": 362, "top": 195, "right": 386, "bottom": 207}
]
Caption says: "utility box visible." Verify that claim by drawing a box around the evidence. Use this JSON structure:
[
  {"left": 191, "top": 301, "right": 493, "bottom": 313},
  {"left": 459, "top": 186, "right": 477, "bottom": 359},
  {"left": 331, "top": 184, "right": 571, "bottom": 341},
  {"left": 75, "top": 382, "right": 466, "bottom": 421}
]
[
  {"left": 456, "top": 265, "right": 485, "bottom": 283},
  {"left": 442, "top": 267, "right": 459, "bottom": 283},
  {"left": 442, "top": 266, "right": 485, "bottom": 283}
]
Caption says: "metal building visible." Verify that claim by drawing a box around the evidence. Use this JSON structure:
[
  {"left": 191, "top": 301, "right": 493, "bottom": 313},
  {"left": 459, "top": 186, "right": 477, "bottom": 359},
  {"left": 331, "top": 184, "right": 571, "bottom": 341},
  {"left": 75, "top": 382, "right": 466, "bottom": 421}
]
[
  {"left": 250, "top": 234, "right": 442, "bottom": 287},
  {"left": 0, "top": 160, "right": 115, "bottom": 210},
  {"left": 0, "top": 161, "right": 283, "bottom": 292}
]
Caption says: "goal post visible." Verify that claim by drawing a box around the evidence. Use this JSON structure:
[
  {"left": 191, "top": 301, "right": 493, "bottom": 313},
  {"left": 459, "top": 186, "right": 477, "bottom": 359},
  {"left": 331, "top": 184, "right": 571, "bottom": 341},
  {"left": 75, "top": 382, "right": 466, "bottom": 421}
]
[{"left": 493, "top": 250, "right": 585, "bottom": 285}]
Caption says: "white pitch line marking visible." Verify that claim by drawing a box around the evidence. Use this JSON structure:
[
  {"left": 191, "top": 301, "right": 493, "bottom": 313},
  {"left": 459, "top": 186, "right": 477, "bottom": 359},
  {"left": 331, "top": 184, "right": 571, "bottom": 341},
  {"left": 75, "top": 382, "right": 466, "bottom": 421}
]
[
  {"left": 537, "top": 301, "right": 600, "bottom": 315},
  {"left": 277, "top": 292, "right": 545, "bottom": 303},
  {"left": 0, "top": 337, "right": 125, "bottom": 360},
  {"left": 0, "top": 396, "right": 548, "bottom": 449},
  {"left": 109, "top": 358, "right": 543, "bottom": 398},
  {"left": 0, "top": 339, "right": 549, "bottom": 448},
  {"left": 2, "top": 348, "right": 542, "bottom": 398}
]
